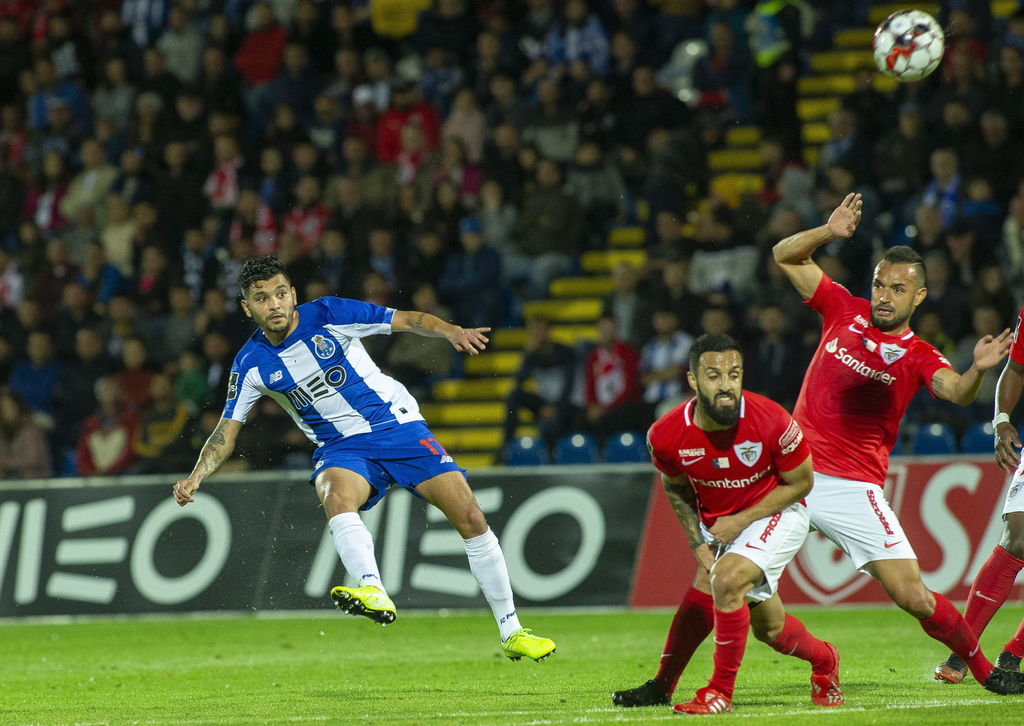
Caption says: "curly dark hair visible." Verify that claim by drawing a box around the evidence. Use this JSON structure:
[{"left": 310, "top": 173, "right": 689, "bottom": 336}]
[
  {"left": 689, "top": 333, "right": 742, "bottom": 372},
  {"left": 239, "top": 256, "right": 290, "bottom": 296}
]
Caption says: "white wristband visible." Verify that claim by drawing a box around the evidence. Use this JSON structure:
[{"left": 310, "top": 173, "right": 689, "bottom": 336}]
[{"left": 994, "top": 412, "right": 1011, "bottom": 427}]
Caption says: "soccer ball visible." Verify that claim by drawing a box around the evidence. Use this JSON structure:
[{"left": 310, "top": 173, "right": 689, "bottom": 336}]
[{"left": 872, "top": 10, "right": 945, "bottom": 82}]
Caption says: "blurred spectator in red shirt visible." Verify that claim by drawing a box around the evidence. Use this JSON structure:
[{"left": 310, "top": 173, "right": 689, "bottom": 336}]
[
  {"left": 76, "top": 376, "right": 137, "bottom": 476},
  {"left": 584, "top": 314, "right": 648, "bottom": 441}
]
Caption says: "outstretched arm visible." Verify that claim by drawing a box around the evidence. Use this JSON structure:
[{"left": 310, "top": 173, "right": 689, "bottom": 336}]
[
  {"left": 930, "top": 329, "right": 1012, "bottom": 405},
  {"left": 391, "top": 310, "right": 490, "bottom": 355},
  {"left": 708, "top": 455, "right": 813, "bottom": 544},
  {"left": 663, "top": 474, "right": 716, "bottom": 573},
  {"left": 172, "top": 417, "right": 243, "bottom": 506},
  {"left": 772, "top": 192, "right": 862, "bottom": 300}
]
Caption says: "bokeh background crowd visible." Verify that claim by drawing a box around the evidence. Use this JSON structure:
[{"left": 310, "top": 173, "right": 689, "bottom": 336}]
[{"left": 0, "top": 0, "right": 1021, "bottom": 478}]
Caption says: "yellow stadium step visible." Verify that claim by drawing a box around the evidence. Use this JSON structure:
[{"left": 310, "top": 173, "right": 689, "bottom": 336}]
[
  {"left": 608, "top": 226, "right": 646, "bottom": 247},
  {"left": 635, "top": 198, "right": 650, "bottom": 222},
  {"left": 710, "top": 173, "right": 764, "bottom": 208},
  {"left": 994, "top": 0, "right": 1017, "bottom": 18},
  {"left": 804, "top": 146, "right": 820, "bottom": 165},
  {"left": 803, "top": 122, "right": 831, "bottom": 144},
  {"left": 464, "top": 351, "right": 522, "bottom": 376},
  {"left": 432, "top": 377, "right": 515, "bottom": 401},
  {"left": 798, "top": 73, "right": 899, "bottom": 96},
  {"left": 581, "top": 249, "right": 647, "bottom": 273},
  {"left": 453, "top": 452, "right": 496, "bottom": 468},
  {"left": 549, "top": 276, "right": 614, "bottom": 297},
  {"left": 420, "top": 402, "right": 526, "bottom": 426},
  {"left": 434, "top": 426, "right": 540, "bottom": 453},
  {"left": 522, "top": 297, "right": 603, "bottom": 322},
  {"left": 725, "top": 126, "right": 761, "bottom": 147},
  {"left": 708, "top": 148, "right": 761, "bottom": 172},
  {"left": 492, "top": 324, "right": 598, "bottom": 349},
  {"left": 868, "top": 3, "right": 937, "bottom": 25},
  {"left": 809, "top": 49, "right": 875, "bottom": 74},
  {"left": 797, "top": 97, "right": 840, "bottom": 121},
  {"left": 834, "top": 28, "right": 874, "bottom": 48}
]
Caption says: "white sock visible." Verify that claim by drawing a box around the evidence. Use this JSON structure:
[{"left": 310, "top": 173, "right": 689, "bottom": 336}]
[
  {"left": 328, "top": 512, "right": 386, "bottom": 594},
  {"left": 464, "top": 527, "right": 522, "bottom": 640}
]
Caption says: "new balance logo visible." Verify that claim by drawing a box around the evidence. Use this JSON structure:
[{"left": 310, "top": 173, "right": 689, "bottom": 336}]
[
  {"left": 440, "top": 455, "right": 454, "bottom": 464},
  {"left": 269, "top": 370, "right": 283, "bottom": 383}
]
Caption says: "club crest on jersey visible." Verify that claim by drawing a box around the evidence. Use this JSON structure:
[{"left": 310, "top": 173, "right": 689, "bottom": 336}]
[
  {"left": 733, "top": 441, "right": 763, "bottom": 467},
  {"left": 312, "top": 334, "right": 336, "bottom": 359},
  {"left": 878, "top": 342, "right": 906, "bottom": 365}
]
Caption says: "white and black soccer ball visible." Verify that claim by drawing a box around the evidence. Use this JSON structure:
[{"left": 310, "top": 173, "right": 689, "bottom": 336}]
[{"left": 872, "top": 9, "right": 945, "bottom": 82}]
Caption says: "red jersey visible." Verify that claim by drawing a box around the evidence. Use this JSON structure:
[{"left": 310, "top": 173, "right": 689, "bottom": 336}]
[
  {"left": 1010, "top": 309, "right": 1024, "bottom": 366},
  {"left": 793, "top": 275, "right": 952, "bottom": 486},
  {"left": 648, "top": 392, "right": 810, "bottom": 527}
]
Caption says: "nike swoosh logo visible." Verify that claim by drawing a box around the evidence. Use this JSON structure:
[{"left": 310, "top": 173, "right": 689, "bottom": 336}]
[
  {"left": 713, "top": 638, "right": 734, "bottom": 645},
  {"left": 969, "top": 645, "right": 980, "bottom": 657},
  {"left": 976, "top": 592, "right": 998, "bottom": 602},
  {"left": 681, "top": 457, "right": 703, "bottom": 465},
  {"left": 745, "top": 543, "right": 765, "bottom": 551},
  {"left": 849, "top": 324, "right": 865, "bottom": 334},
  {"left": 883, "top": 541, "right": 903, "bottom": 549}
]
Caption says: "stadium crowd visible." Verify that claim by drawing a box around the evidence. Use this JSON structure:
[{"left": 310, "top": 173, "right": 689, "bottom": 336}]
[{"left": 0, "top": 0, "right": 1021, "bottom": 478}]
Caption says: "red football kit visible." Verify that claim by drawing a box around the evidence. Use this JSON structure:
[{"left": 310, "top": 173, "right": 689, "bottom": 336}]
[
  {"left": 1010, "top": 309, "right": 1024, "bottom": 366},
  {"left": 793, "top": 275, "right": 952, "bottom": 486},
  {"left": 647, "top": 391, "right": 810, "bottom": 527}
]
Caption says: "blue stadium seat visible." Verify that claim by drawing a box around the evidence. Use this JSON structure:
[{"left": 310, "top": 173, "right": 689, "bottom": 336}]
[
  {"left": 961, "top": 421, "right": 995, "bottom": 454},
  {"left": 910, "top": 423, "right": 956, "bottom": 455},
  {"left": 554, "top": 433, "right": 600, "bottom": 464},
  {"left": 504, "top": 436, "right": 546, "bottom": 466},
  {"left": 604, "top": 431, "right": 648, "bottom": 463}
]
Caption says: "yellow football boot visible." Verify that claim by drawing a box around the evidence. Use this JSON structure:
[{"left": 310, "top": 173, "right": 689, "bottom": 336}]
[
  {"left": 330, "top": 585, "right": 397, "bottom": 626},
  {"left": 502, "top": 628, "right": 556, "bottom": 661}
]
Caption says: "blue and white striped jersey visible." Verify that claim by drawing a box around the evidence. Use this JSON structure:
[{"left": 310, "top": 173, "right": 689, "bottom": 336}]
[{"left": 222, "top": 297, "right": 423, "bottom": 444}]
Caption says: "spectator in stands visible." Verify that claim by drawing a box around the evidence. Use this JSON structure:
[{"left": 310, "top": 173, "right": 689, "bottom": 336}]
[
  {"left": 439, "top": 216, "right": 503, "bottom": 329},
  {"left": 874, "top": 102, "right": 929, "bottom": 214},
  {"left": 921, "top": 147, "right": 963, "bottom": 228},
  {"left": 116, "top": 337, "right": 155, "bottom": 412},
  {"left": 639, "top": 307, "right": 693, "bottom": 417},
  {"left": 687, "top": 204, "right": 759, "bottom": 301},
  {"left": 1002, "top": 184, "right": 1024, "bottom": 298},
  {"left": 510, "top": 158, "right": 582, "bottom": 299},
  {"left": 522, "top": 78, "right": 580, "bottom": 164},
  {"left": 584, "top": 314, "right": 648, "bottom": 442},
  {"left": 234, "top": 2, "right": 286, "bottom": 131},
  {"left": 602, "top": 261, "right": 653, "bottom": 348},
  {"left": 694, "top": 21, "right": 754, "bottom": 124},
  {"left": 565, "top": 141, "right": 627, "bottom": 248},
  {"left": 443, "top": 87, "right": 486, "bottom": 164},
  {"left": 75, "top": 376, "right": 137, "bottom": 476},
  {"left": 503, "top": 316, "right": 576, "bottom": 458},
  {"left": 0, "top": 391, "right": 52, "bottom": 480},
  {"left": 544, "top": 0, "right": 610, "bottom": 78},
  {"left": 748, "top": 0, "right": 802, "bottom": 159},
  {"left": 952, "top": 304, "right": 1004, "bottom": 422},
  {"left": 743, "top": 303, "right": 807, "bottom": 411},
  {"left": 282, "top": 175, "right": 329, "bottom": 255},
  {"left": 60, "top": 138, "right": 118, "bottom": 226},
  {"left": 200, "top": 330, "right": 234, "bottom": 410},
  {"left": 9, "top": 330, "right": 61, "bottom": 426},
  {"left": 376, "top": 80, "right": 440, "bottom": 164},
  {"left": 133, "top": 373, "right": 196, "bottom": 474},
  {"left": 385, "top": 282, "right": 453, "bottom": 400},
  {"left": 654, "top": 258, "right": 704, "bottom": 338}
]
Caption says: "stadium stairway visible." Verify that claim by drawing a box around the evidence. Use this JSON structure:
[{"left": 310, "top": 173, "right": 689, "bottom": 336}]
[{"left": 425, "top": 1, "right": 1018, "bottom": 468}]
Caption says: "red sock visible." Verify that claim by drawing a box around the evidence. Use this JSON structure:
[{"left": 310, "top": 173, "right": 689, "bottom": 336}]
[
  {"left": 708, "top": 606, "right": 750, "bottom": 700},
  {"left": 653, "top": 588, "right": 715, "bottom": 693},
  {"left": 768, "top": 614, "right": 836, "bottom": 674},
  {"left": 920, "top": 592, "right": 994, "bottom": 683},
  {"left": 963, "top": 546, "right": 1024, "bottom": 637},
  {"left": 1004, "top": 620, "right": 1024, "bottom": 658}
]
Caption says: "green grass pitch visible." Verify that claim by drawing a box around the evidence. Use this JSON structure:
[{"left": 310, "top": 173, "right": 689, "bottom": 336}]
[{"left": 3, "top": 606, "right": 1024, "bottom": 725}]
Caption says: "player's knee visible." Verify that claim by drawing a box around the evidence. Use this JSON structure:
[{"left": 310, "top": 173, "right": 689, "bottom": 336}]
[
  {"left": 1003, "top": 536, "right": 1024, "bottom": 561},
  {"left": 709, "top": 567, "right": 747, "bottom": 605}
]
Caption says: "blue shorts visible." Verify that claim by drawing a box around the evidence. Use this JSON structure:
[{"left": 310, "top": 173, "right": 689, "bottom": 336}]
[{"left": 309, "top": 421, "right": 466, "bottom": 510}]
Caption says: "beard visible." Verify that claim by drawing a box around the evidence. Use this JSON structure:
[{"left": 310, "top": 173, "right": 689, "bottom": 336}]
[
  {"left": 697, "top": 389, "right": 740, "bottom": 427},
  {"left": 870, "top": 306, "right": 911, "bottom": 332}
]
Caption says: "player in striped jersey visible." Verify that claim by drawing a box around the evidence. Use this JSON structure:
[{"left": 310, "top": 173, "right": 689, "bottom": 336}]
[{"left": 172, "top": 256, "right": 555, "bottom": 662}]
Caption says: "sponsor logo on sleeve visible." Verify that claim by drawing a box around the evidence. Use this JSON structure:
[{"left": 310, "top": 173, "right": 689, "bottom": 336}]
[
  {"left": 227, "top": 371, "right": 238, "bottom": 400},
  {"left": 779, "top": 420, "right": 803, "bottom": 456}
]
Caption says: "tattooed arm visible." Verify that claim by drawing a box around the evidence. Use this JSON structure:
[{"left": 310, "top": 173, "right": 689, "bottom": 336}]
[
  {"left": 931, "top": 328, "right": 1012, "bottom": 405},
  {"left": 172, "top": 418, "right": 243, "bottom": 506},
  {"left": 662, "top": 473, "right": 716, "bottom": 573},
  {"left": 390, "top": 310, "right": 491, "bottom": 355}
]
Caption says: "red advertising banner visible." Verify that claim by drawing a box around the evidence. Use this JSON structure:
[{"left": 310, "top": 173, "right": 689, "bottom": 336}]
[{"left": 630, "top": 457, "right": 1019, "bottom": 607}]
